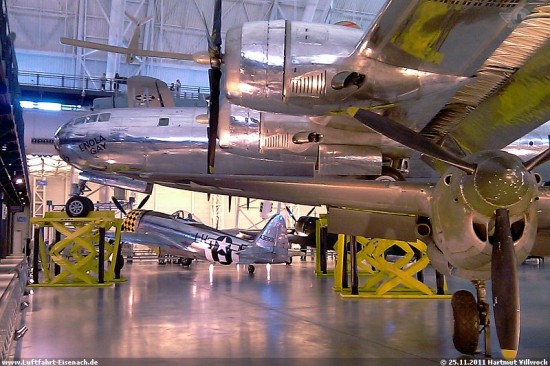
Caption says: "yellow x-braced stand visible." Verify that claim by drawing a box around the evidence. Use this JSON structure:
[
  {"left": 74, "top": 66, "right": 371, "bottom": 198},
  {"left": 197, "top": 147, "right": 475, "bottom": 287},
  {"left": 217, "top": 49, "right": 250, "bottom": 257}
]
[
  {"left": 30, "top": 211, "right": 123, "bottom": 287},
  {"left": 334, "top": 235, "right": 451, "bottom": 298}
]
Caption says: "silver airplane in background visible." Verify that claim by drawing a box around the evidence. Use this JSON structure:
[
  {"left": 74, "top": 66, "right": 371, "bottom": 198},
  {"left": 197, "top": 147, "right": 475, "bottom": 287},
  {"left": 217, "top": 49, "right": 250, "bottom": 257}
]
[
  {"left": 116, "top": 208, "right": 289, "bottom": 274},
  {"left": 57, "top": 0, "right": 550, "bottom": 360}
]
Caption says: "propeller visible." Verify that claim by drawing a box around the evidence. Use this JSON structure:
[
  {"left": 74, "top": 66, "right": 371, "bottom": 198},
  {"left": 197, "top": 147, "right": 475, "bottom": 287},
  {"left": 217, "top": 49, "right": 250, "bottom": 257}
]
[
  {"left": 137, "top": 194, "right": 150, "bottom": 209},
  {"left": 285, "top": 206, "right": 297, "bottom": 223},
  {"left": 111, "top": 195, "right": 150, "bottom": 216},
  {"left": 207, "top": 0, "right": 223, "bottom": 173},
  {"left": 112, "top": 196, "right": 127, "bottom": 216},
  {"left": 347, "top": 108, "right": 476, "bottom": 174},
  {"left": 345, "top": 107, "right": 550, "bottom": 359},
  {"left": 491, "top": 208, "right": 520, "bottom": 360}
]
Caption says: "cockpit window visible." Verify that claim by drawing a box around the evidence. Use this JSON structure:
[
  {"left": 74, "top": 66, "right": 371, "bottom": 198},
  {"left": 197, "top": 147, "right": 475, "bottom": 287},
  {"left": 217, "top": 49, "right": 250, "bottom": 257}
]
[
  {"left": 98, "top": 113, "right": 111, "bottom": 122},
  {"left": 85, "top": 114, "right": 98, "bottom": 123},
  {"left": 74, "top": 116, "right": 86, "bottom": 125},
  {"left": 158, "top": 117, "right": 169, "bottom": 127}
]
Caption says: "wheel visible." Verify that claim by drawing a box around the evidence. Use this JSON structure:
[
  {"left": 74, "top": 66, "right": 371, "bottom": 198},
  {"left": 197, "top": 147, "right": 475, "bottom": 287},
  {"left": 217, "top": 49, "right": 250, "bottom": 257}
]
[
  {"left": 114, "top": 251, "right": 124, "bottom": 279},
  {"left": 158, "top": 255, "right": 167, "bottom": 265},
  {"left": 247, "top": 265, "right": 255, "bottom": 274},
  {"left": 286, "top": 257, "right": 292, "bottom": 265},
  {"left": 83, "top": 197, "right": 95, "bottom": 212},
  {"left": 65, "top": 196, "right": 92, "bottom": 218},
  {"left": 180, "top": 258, "right": 193, "bottom": 266},
  {"left": 374, "top": 166, "right": 404, "bottom": 181},
  {"left": 452, "top": 290, "right": 480, "bottom": 355}
]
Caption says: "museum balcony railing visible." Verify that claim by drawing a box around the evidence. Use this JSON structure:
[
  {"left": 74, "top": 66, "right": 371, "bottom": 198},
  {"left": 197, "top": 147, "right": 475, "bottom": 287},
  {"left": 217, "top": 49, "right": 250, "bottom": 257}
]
[{"left": 18, "top": 70, "right": 209, "bottom": 102}]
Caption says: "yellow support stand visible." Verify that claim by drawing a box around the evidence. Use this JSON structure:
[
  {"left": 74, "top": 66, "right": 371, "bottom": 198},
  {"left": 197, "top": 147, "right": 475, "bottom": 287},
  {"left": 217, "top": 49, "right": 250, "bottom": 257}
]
[
  {"left": 30, "top": 211, "right": 124, "bottom": 287},
  {"left": 315, "top": 215, "right": 334, "bottom": 277},
  {"left": 334, "top": 235, "right": 451, "bottom": 299}
]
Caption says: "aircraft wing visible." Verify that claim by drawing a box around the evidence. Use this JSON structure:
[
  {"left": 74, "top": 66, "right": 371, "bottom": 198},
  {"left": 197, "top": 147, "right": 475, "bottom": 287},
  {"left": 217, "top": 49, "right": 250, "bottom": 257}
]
[
  {"left": 353, "top": 2, "right": 550, "bottom": 157},
  {"left": 60, "top": 37, "right": 196, "bottom": 61},
  {"left": 107, "top": 231, "right": 196, "bottom": 255},
  {"left": 361, "top": 0, "right": 545, "bottom": 77},
  {"left": 157, "top": 173, "right": 550, "bottom": 252},
  {"left": 159, "top": 175, "right": 435, "bottom": 216}
]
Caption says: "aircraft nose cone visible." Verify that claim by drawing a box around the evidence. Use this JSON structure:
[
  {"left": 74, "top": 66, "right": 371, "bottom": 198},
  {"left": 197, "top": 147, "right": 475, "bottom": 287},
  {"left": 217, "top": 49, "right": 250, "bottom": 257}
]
[
  {"left": 53, "top": 134, "right": 60, "bottom": 151},
  {"left": 53, "top": 123, "right": 70, "bottom": 160},
  {"left": 474, "top": 155, "right": 529, "bottom": 207}
]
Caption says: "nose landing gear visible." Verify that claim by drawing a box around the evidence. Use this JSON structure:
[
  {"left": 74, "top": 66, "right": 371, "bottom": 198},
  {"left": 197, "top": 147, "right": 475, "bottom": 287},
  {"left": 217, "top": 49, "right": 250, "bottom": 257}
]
[
  {"left": 452, "top": 280, "right": 491, "bottom": 358},
  {"left": 65, "top": 195, "right": 94, "bottom": 217}
]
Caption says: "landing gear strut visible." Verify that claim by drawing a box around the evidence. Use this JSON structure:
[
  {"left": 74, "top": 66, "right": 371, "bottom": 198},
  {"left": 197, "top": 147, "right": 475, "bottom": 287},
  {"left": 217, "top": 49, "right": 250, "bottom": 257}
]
[{"left": 451, "top": 280, "right": 491, "bottom": 358}]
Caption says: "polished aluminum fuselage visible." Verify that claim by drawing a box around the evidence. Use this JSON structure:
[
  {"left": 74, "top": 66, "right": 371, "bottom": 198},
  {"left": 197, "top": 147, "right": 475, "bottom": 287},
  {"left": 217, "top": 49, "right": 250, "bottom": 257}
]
[{"left": 54, "top": 106, "right": 410, "bottom": 178}]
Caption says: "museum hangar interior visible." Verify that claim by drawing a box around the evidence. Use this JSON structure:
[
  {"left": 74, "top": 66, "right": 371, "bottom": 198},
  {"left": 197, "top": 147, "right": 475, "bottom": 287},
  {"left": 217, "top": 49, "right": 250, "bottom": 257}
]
[{"left": 0, "top": 0, "right": 550, "bottom": 364}]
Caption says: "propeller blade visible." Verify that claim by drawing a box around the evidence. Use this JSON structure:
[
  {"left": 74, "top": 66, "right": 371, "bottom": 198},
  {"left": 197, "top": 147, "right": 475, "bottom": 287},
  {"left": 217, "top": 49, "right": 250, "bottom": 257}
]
[
  {"left": 212, "top": 0, "right": 222, "bottom": 52},
  {"left": 137, "top": 195, "right": 150, "bottom": 209},
  {"left": 306, "top": 206, "right": 316, "bottom": 217},
  {"left": 491, "top": 208, "right": 520, "bottom": 360},
  {"left": 206, "top": 0, "right": 223, "bottom": 173},
  {"left": 285, "top": 206, "right": 297, "bottom": 223},
  {"left": 207, "top": 64, "right": 222, "bottom": 173},
  {"left": 348, "top": 108, "right": 476, "bottom": 174},
  {"left": 523, "top": 147, "right": 550, "bottom": 171},
  {"left": 111, "top": 196, "right": 127, "bottom": 216}
]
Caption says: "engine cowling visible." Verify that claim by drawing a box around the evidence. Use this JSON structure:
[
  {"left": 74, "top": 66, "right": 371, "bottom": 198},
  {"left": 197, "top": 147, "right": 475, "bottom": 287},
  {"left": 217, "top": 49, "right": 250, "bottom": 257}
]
[
  {"left": 428, "top": 151, "right": 539, "bottom": 280},
  {"left": 224, "top": 20, "right": 366, "bottom": 115}
]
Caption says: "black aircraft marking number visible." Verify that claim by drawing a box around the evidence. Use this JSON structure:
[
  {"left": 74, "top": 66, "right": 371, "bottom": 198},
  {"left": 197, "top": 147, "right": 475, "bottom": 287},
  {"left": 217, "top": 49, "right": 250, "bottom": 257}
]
[{"left": 79, "top": 135, "right": 107, "bottom": 155}]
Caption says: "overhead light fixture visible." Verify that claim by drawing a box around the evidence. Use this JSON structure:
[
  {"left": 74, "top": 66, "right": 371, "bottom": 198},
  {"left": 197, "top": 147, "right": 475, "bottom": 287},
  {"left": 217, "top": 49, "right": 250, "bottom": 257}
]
[{"left": 13, "top": 171, "right": 25, "bottom": 186}]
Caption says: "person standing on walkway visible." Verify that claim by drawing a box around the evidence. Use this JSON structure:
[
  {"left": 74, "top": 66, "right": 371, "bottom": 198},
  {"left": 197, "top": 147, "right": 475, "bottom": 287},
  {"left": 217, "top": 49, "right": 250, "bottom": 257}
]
[
  {"left": 100, "top": 73, "right": 107, "bottom": 91},
  {"left": 175, "top": 79, "right": 181, "bottom": 96}
]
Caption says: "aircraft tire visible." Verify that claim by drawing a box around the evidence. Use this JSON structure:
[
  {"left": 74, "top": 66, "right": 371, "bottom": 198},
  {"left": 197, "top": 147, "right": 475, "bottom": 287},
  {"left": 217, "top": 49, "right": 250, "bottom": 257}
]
[
  {"left": 180, "top": 258, "right": 193, "bottom": 266},
  {"left": 286, "top": 257, "right": 292, "bottom": 265},
  {"left": 83, "top": 197, "right": 95, "bottom": 213},
  {"left": 374, "top": 166, "right": 404, "bottom": 181},
  {"left": 65, "top": 196, "right": 92, "bottom": 218},
  {"left": 451, "top": 290, "right": 480, "bottom": 355},
  {"left": 247, "top": 265, "right": 255, "bottom": 274}
]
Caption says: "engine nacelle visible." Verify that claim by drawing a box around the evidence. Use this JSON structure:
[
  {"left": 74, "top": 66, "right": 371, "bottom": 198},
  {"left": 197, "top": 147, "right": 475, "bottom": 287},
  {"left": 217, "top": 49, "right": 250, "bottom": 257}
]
[
  {"left": 429, "top": 151, "right": 538, "bottom": 280},
  {"left": 295, "top": 216, "right": 318, "bottom": 236},
  {"left": 224, "top": 20, "right": 367, "bottom": 115},
  {"left": 218, "top": 102, "right": 383, "bottom": 176},
  {"left": 224, "top": 21, "right": 468, "bottom": 116}
]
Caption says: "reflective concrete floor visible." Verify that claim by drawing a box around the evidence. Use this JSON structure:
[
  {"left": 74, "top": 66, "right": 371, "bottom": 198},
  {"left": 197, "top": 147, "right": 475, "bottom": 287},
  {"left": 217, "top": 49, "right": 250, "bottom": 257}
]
[{"left": 10, "top": 258, "right": 550, "bottom": 365}]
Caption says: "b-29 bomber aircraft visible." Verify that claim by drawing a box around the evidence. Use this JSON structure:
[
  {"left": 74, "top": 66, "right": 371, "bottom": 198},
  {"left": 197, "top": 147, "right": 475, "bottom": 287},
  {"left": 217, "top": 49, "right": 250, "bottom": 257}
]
[{"left": 57, "top": 0, "right": 550, "bottom": 360}]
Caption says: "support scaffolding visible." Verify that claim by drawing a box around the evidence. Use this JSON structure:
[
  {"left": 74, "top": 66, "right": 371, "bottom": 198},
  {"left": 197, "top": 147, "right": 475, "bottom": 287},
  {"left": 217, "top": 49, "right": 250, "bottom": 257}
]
[
  {"left": 30, "top": 211, "right": 123, "bottom": 287},
  {"left": 334, "top": 235, "right": 450, "bottom": 298},
  {"left": 316, "top": 217, "right": 450, "bottom": 299}
]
